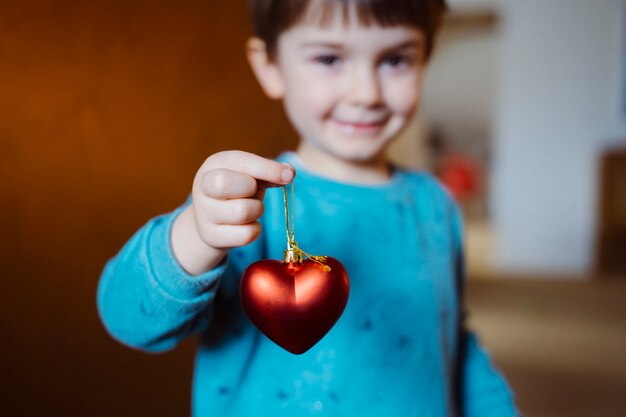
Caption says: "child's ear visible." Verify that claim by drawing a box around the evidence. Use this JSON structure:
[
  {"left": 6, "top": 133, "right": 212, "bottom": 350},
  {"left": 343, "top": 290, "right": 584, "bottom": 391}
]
[{"left": 246, "top": 37, "right": 285, "bottom": 100}]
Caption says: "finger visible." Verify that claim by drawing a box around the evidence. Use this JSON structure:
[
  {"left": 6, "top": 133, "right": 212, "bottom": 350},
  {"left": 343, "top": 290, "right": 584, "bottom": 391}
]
[
  {"left": 209, "top": 223, "right": 262, "bottom": 249},
  {"left": 205, "top": 151, "right": 295, "bottom": 187},
  {"left": 202, "top": 169, "right": 258, "bottom": 199},
  {"left": 206, "top": 198, "right": 264, "bottom": 225},
  {"left": 256, "top": 174, "right": 294, "bottom": 191}
]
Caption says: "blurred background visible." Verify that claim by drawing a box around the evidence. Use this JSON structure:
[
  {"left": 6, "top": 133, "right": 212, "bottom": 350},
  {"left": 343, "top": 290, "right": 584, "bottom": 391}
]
[{"left": 1, "top": 0, "right": 624, "bottom": 416}]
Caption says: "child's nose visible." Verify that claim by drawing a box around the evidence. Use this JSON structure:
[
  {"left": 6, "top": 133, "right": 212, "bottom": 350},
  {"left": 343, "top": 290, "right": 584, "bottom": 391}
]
[{"left": 346, "top": 66, "right": 382, "bottom": 107}]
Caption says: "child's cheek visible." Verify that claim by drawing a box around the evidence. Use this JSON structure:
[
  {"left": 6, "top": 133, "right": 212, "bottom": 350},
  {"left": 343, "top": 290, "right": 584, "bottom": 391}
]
[
  {"left": 387, "top": 80, "right": 420, "bottom": 116},
  {"left": 294, "top": 80, "right": 336, "bottom": 117}
]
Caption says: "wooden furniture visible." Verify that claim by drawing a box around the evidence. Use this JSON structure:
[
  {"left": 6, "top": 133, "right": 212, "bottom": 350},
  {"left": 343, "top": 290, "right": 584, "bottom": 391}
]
[{"left": 596, "top": 147, "right": 626, "bottom": 275}]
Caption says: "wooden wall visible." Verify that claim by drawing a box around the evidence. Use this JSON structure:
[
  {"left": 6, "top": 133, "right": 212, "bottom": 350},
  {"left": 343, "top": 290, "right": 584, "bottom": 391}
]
[{"left": 0, "top": 1, "right": 294, "bottom": 416}]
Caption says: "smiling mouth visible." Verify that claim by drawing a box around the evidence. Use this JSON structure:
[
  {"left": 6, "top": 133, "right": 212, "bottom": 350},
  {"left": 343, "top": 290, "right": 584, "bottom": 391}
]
[{"left": 332, "top": 118, "right": 386, "bottom": 133}]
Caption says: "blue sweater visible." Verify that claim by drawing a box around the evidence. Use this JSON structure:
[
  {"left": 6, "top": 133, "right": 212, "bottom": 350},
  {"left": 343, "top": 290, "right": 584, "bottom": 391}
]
[{"left": 97, "top": 152, "right": 518, "bottom": 417}]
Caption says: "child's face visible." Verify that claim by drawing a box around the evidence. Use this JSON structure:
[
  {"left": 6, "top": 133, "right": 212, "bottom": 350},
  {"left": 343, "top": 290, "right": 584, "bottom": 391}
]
[{"left": 251, "top": 7, "right": 426, "bottom": 165}]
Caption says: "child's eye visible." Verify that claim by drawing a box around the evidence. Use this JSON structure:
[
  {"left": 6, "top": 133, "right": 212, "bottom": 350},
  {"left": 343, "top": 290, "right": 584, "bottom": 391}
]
[
  {"left": 382, "top": 53, "right": 410, "bottom": 68},
  {"left": 314, "top": 54, "right": 340, "bottom": 66}
]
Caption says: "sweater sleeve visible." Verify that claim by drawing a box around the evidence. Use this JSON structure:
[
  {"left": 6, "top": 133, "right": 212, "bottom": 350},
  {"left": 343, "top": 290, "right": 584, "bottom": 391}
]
[
  {"left": 447, "top": 197, "right": 519, "bottom": 417},
  {"left": 96, "top": 201, "right": 227, "bottom": 353},
  {"left": 460, "top": 330, "right": 519, "bottom": 417}
]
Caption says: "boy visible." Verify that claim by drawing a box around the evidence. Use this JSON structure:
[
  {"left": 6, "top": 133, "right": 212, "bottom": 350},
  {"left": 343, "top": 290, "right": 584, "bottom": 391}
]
[{"left": 97, "top": 0, "right": 519, "bottom": 416}]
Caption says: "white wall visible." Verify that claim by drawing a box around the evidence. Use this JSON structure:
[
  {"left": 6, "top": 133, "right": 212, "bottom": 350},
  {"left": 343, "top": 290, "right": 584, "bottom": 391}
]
[{"left": 492, "top": 0, "right": 626, "bottom": 276}]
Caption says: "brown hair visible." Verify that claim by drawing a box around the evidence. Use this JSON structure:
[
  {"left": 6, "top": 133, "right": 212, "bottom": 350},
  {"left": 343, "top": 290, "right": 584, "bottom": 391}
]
[{"left": 249, "top": 0, "right": 448, "bottom": 61}]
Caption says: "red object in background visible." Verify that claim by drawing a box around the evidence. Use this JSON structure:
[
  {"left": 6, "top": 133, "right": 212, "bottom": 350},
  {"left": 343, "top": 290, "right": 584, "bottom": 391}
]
[
  {"left": 437, "top": 153, "right": 481, "bottom": 202},
  {"left": 240, "top": 257, "right": 350, "bottom": 354}
]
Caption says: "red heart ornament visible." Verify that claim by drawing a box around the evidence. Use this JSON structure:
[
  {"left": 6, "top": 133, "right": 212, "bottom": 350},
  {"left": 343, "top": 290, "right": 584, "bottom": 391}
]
[{"left": 240, "top": 256, "right": 350, "bottom": 354}]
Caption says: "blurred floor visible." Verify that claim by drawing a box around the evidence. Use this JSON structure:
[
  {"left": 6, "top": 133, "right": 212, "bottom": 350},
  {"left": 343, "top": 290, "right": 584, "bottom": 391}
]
[{"left": 466, "top": 277, "right": 626, "bottom": 417}]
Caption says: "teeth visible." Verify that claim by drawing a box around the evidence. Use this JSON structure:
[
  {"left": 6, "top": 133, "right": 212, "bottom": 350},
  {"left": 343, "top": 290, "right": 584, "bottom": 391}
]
[
  {"left": 336, "top": 120, "right": 382, "bottom": 126},
  {"left": 334, "top": 116, "right": 387, "bottom": 124}
]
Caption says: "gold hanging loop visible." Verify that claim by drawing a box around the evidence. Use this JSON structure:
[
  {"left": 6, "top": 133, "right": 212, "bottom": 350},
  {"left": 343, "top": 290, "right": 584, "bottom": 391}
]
[{"left": 282, "top": 182, "right": 331, "bottom": 271}]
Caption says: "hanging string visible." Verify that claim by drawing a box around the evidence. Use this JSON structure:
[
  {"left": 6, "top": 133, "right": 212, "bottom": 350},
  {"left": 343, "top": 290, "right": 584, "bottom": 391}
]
[
  {"left": 282, "top": 182, "right": 330, "bottom": 271},
  {"left": 283, "top": 184, "right": 292, "bottom": 247},
  {"left": 290, "top": 180, "right": 295, "bottom": 244}
]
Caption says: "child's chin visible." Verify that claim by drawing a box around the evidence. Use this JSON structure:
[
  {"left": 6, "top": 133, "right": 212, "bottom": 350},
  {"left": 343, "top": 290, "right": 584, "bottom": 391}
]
[
  {"left": 345, "top": 139, "right": 391, "bottom": 158},
  {"left": 334, "top": 147, "right": 385, "bottom": 164}
]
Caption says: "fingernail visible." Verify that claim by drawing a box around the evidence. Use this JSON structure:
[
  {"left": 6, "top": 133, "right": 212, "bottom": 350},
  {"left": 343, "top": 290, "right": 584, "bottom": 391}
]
[{"left": 281, "top": 163, "right": 295, "bottom": 182}]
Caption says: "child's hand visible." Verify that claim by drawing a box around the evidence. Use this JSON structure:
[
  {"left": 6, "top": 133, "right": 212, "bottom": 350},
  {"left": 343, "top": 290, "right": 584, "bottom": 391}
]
[
  {"left": 171, "top": 151, "right": 295, "bottom": 275},
  {"left": 192, "top": 150, "right": 294, "bottom": 249}
]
